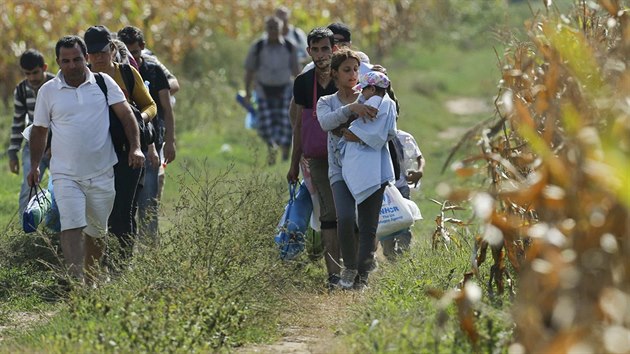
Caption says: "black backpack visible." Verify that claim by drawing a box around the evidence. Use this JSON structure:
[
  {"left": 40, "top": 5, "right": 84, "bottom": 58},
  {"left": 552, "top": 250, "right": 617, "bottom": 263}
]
[{"left": 94, "top": 67, "right": 155, "bottom": 153}]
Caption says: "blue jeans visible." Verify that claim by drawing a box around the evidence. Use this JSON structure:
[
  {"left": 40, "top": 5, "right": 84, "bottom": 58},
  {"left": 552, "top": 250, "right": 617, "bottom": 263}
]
[
  {"left": 137, "top": 157, "right": 159, "bottom": 241},
  {"left": 19, "top": 143, "right": 50, "bottom": 217}
]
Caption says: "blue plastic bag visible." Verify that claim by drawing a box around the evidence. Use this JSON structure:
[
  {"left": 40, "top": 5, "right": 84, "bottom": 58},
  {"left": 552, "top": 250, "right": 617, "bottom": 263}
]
[
  {"left": 274, "top": 182, "right": 313, "bottom": 260},
  {"left": 236, "top": 91, "right": 258, "bottom": 129}
]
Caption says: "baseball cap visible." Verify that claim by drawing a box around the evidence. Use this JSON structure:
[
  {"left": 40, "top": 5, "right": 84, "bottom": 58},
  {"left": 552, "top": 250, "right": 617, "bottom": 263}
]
[
  {"left": 327, "top": 22, "right": 351, "bottom": 43},
  {"left": 354, "top": 71, "right": 391, "bottom": 92},
  {"left": 84, "top": 25, "right": 112, "bottom": 53}
]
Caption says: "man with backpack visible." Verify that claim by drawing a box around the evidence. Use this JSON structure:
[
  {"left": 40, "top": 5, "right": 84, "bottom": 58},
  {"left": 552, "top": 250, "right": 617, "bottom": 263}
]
[
  {"left": 244, "top": 16, "right": 300, "bottom": 165},
  {"left": 117, "top": 25, "right": 176, "bottom": 242},
  {"left": 275, "top": 6, "right": 308, "bottom": 67},
  {"left": 28, "top": 35, "right": 144, "bottom": 281},
  {"left": 8, "top": 49, "right": 55, "bottom": 218},
  {"left": 85, "top": 25, "right": 158, "bottom": 260}
]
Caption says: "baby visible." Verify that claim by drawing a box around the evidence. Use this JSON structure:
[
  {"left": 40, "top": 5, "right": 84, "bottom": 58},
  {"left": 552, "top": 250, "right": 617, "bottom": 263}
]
[{"left": 339, "top": 71, "right": 398, "bottom": 203}]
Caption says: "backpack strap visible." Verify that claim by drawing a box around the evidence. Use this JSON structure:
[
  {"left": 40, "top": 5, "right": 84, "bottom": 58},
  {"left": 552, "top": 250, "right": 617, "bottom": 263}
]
[
  {"left": 254, "top": 39, "right": 265, "bottom": 69},
  {"left": 119, "top": 63, "right": 135, "bottom": 99},
  {"left": 94, "top": 73, "right": 108, "bottom": 104},
  {"left": 284, "top": 39, "right": 293, "bottom": 52},
  {"left": 292, "top": 29, "right": 300, "bottom": 47},
  {"left": 254, "top": 38, "right": 293, "bottom": 69}
]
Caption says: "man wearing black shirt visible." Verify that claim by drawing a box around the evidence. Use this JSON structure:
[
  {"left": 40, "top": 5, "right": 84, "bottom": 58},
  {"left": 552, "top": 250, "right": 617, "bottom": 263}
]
[
  {"left": 118, "top": 26, "right": 176, "bottom": 241},
  {"left": 287, "top": 27, "right": 341, "bottom": 288}
]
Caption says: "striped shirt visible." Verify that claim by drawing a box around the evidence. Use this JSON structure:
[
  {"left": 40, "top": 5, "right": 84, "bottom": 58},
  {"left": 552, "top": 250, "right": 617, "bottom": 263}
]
[{"left": 8, "top": 72, "right": 55, "bottom": 160}]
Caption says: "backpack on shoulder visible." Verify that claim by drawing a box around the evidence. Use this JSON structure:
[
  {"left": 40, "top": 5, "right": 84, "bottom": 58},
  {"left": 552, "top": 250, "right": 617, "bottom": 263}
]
[
  {"left": 94, "top": 68, "right": 155, "bottom": 154},
  {"left": 254, "top": 39, "right": 294, "bottom": 98},
  {"left": 119, "top": 64, "right": 156, "bottom": 148}
]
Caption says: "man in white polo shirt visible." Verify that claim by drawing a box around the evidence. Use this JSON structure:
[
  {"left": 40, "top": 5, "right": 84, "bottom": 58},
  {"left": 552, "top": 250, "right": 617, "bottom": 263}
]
[{"left": 27, "top": 35, "right": 145, "bottom": 281}]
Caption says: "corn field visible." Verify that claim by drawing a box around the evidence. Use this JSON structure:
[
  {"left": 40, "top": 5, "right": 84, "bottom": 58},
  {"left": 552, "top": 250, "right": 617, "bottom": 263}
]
[{"left": 443, "top": 1, "right": 630, "bottom": 352}]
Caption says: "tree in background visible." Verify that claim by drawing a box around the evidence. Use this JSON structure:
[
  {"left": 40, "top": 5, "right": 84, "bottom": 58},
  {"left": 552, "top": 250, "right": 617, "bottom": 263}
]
[{"left": 0, "top": 0, "right": 509, "bottom": 106}]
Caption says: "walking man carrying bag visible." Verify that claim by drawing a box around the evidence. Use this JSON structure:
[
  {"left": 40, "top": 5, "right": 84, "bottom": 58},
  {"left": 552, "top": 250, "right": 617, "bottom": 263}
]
[{"left": 28, "top": 35, "right": 144, "bottom": 282}]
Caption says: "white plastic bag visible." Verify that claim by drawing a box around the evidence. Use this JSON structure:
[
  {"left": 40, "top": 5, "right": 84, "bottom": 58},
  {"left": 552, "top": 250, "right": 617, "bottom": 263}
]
[{"left": 376, "top": 184, "right": 420, "bottom": 237}]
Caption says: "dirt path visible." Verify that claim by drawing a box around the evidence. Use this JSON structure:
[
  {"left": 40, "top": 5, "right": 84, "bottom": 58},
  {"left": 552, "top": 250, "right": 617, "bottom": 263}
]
[
  {"left": 0, "top": 310, "right": 54, "bottom": 342},
  {"left": 236, "top": 289, "right": 362, "bottom": 354}
]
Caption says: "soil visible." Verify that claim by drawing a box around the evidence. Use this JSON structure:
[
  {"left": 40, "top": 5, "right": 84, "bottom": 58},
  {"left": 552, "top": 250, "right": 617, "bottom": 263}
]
[
  {"left": 444, "top": 97, "right": 492, "bottom": 116},
  {"left": 439, "top": 97, "right": 492, "bottom": 141},
  {"left": 236, "top": 290, "right": 361, "bottom": 354},
  {"left": 0, "top": 311, "right": 54, "bottom": 342}
]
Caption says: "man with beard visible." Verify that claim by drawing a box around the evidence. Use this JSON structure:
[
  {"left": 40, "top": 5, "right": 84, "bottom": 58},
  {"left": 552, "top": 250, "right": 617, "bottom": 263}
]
[{"left": 286, "top": 27, "right": 341, "bottom": 289}]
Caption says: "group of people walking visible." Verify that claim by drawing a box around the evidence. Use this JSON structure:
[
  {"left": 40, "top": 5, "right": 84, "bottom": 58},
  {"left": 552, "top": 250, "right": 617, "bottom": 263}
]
[
  {"left": 9, "top": 25, "right": 179, "bottom": 283},
  {"left": 245, "top": 12, "right": 425, "bottom": 290},
  {"left": 8, "top": 8, "right": 425, "bottom": 291}
]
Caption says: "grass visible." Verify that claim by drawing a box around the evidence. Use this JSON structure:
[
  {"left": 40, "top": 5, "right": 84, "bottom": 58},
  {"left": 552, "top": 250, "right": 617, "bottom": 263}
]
[{"left": 0, "top": 1, "right": 556, "bottom": 352}]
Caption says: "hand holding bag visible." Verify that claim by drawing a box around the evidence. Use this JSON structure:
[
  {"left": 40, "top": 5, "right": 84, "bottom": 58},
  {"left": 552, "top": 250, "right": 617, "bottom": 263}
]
[
  {"left": 274, "top": 181, "right": 313, "bottom": 260},
  {"left": 22, "top": 184, "right": 52, "bottom": 233}
]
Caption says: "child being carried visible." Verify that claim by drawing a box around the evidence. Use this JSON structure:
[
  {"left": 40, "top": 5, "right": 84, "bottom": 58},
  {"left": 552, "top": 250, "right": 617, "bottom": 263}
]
[{"left": 338, "top": 71, "right": 398, "bottom": 203}]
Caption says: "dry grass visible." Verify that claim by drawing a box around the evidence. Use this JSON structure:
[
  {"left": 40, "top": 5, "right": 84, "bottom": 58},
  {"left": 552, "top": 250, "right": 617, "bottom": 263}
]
[{"left": 439, "top": 1, "right": 630, "bottom": 352}]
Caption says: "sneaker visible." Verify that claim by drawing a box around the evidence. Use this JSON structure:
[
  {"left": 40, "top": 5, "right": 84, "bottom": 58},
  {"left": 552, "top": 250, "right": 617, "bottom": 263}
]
[
  {"left": 327, "top": 273, "right": 340, "bottom": 290},
  {"left": 354, "top": 273, "right": 369, "bottom": 291},
  {"left": 339, "top": 268, "right": 358, "bottom": 290}
]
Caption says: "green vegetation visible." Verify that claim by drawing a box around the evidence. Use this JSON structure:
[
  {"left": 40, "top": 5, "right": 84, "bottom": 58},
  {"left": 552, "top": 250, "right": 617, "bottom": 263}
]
[{"left": 1, "top": 0, "right": 603, "bottom": 353}]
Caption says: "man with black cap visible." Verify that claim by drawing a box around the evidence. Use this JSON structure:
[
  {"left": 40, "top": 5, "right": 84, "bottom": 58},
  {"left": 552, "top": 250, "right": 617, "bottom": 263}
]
[
  {"left": 27, "top": 35, "right": 144, "bottom": 282},
  {"left": 85, "top": 25, "right": 159, "bottom": 260}
]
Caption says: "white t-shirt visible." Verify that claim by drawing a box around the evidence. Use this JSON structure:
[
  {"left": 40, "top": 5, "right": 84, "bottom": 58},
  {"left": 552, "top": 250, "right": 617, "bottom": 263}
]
[
  {"left": 395, "top": 130, "right": 422, "bottom": 189},
  {"left": 33, "top": 70, "right": 125, "bottom": 180}
]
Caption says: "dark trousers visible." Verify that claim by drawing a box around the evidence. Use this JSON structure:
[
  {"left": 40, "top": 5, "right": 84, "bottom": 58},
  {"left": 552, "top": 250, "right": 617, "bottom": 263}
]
[
  {"left": 108, "top": 152, "right": 143, "bottom": 258},
  {"left": 332, "top": 180, "right": 386, "bottom": 276}
]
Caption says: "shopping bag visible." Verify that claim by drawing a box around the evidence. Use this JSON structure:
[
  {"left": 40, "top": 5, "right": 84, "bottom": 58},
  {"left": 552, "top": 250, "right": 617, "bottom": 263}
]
[
  {"left": 274, "top": 181, "right": 313, "bottom": 260},
  {"left": 376, "top": 184, "right": 421, "bottom": 237},
  {"left": 236, "top": 90, "right": 258, "bottom": 129},
  {"left": 22, "top": 185, "right": 52, "bottom": 233}
]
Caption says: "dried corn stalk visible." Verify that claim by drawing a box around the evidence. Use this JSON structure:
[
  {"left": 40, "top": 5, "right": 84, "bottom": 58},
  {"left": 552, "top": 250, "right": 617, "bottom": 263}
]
[{"left": 444, "top": 0, "right": 630, "bottom": 350}]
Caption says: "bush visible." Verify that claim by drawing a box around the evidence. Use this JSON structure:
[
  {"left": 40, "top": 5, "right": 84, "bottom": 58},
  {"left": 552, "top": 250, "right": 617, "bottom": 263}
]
[{"left": 5, "top": 165, "right": 298, "bottom": 352}]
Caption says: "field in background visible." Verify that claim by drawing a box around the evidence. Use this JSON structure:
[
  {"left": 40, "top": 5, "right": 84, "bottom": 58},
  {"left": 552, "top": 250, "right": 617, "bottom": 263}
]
[{"left": 0, "top": 1, "right": 582, "bottom": 352}]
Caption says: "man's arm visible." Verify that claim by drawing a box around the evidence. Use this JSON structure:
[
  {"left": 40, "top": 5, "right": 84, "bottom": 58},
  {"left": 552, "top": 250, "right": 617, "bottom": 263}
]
[
  {"left": 9, "top": 84, "right": 27, "bottom": 174},
  {"left": 286, "top": 104, "right": 303, "bottom": 183},
  {"left": 110, "top": 101, "right": 145, "bottom": 168},
  {"left": 26, "top": 125, "right": 47, "bottom": 187},
  {"left": 289, "top": 97, "right": 298, "bottom": 128},
  {"left": 159, "top": 88, "right": 176, "bottom": 164},
  {"left": 406, "top": 155, "right": 425, "bottom": 187},
  {"left": 244, "top": 69, "right": 255, "bottom": 103},
  {"left": 167, "top": 77, "right": 179, "bottom": 95}
]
